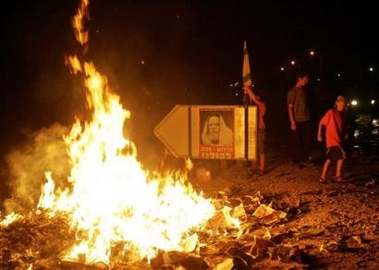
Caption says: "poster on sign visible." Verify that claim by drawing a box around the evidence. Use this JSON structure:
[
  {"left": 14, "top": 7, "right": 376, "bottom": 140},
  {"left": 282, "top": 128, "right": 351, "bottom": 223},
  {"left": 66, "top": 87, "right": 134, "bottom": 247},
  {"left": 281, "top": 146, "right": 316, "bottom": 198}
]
[{"left": 198, "top": 108, "right": 234, "bottom": 159}]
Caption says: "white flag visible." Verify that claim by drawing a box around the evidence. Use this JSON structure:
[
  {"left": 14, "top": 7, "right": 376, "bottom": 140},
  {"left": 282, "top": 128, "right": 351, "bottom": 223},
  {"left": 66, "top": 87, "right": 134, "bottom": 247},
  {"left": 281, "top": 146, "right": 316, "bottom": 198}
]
[{"left": 243, "top": 41, "right": 252, "bottom": 87}]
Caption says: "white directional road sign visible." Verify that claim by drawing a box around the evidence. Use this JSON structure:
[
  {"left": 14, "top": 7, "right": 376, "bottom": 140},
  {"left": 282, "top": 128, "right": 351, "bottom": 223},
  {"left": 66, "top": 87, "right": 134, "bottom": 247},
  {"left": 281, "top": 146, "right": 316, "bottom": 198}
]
[{"left": 154, "top": 105, "right": 258, "bottom": 160}]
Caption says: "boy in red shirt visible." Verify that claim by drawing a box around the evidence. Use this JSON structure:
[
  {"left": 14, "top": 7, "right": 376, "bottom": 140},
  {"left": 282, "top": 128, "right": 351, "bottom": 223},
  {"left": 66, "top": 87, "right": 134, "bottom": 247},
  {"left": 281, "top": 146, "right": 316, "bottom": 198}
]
[{"left": 317, "top": 95, "right": 348, "bottom": 183}]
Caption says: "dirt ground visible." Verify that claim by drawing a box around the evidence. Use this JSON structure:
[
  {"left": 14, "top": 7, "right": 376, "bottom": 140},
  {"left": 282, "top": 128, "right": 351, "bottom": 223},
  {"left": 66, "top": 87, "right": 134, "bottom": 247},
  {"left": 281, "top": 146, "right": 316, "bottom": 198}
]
[
  {"left": 0, "top": 116, "right": 378, "bottom": 269},
  {"left": 189, "top": 141, "right": 379, "bottom": 269}
]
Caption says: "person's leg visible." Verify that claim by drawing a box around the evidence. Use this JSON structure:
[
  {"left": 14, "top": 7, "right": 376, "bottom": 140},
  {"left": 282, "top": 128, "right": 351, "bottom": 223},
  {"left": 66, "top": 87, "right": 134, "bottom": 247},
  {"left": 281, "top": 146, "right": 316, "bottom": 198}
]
[
  {"left": 258, "top": 129, "right": 266, "bottom": 173},
  {"left": 292, "top": 129, "right": 301, "bottom": 165},
  {"left": 335, "top": 159, "right": 344, "bottom": 178},
  {"left": 320, "top": 159, "right": 331, "bottom": 180},
  {"left": 333, "top": 146, "right": 346, "bottom": 180},
  {"left": 260, "top": 153, "right": 265, "bottom": 172}
]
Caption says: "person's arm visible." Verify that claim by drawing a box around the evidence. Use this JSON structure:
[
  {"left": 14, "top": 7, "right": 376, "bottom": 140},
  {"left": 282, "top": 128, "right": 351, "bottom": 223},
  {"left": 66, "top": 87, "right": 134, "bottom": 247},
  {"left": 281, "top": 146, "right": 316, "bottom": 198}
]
[
  {"left": 287, "top": 89, "right": 296, "bottom": 131},
  {"left": 317, "top": 110, "right": 331, "bottom": 142},
  {"left": 288, "top": 103, "right": 296, "bottom": 131},
  {"left": 244, "top": 87, "right": 261, "bottom": 105},
  {"left": 317, "top": 120, "right": 324, "bottom": 142}
]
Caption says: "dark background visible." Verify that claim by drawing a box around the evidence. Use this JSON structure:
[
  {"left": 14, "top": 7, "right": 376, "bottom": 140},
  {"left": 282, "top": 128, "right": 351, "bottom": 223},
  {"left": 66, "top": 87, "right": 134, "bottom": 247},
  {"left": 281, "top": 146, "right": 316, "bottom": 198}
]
[{"left": 0, "top": 0, "right": 378, "bottom": 165}]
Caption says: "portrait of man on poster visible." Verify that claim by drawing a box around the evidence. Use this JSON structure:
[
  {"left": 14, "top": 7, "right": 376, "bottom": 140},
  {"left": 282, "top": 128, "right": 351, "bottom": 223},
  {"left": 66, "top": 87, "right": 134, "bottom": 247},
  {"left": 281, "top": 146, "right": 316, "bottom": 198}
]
[{"left": 201, "top": 112, "right": 233, "bottom": 145}]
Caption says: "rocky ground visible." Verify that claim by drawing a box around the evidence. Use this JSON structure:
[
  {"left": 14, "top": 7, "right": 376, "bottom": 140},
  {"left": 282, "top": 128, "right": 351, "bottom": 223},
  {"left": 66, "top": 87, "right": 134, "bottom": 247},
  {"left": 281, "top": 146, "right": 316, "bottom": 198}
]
[
  {"left": 2, "top": 144, "right": 378, "bottom": 269},
  {"left": 189, "top": 139, "right": 379, "bottom": 269}
]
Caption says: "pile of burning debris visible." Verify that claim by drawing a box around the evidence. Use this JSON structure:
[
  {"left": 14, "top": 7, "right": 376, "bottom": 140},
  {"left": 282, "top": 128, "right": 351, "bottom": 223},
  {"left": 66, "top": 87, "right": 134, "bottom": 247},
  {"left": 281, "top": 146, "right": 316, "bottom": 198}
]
[
  {"left": 0, "top": 191, "right": 304, "bottom": 269},
  {"left": 3, "top": 186, "right": 378, "bottom": 270}
]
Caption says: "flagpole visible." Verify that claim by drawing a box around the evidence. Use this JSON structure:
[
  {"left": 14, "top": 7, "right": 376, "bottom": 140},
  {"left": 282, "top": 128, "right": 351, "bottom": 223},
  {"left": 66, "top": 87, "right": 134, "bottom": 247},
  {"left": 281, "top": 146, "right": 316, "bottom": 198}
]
[
  {"left": 242, "top": 40, "right": 252, "bottom": 107},
  {"left": 242, "top": 41, "right": 251, "bottom": 168}
]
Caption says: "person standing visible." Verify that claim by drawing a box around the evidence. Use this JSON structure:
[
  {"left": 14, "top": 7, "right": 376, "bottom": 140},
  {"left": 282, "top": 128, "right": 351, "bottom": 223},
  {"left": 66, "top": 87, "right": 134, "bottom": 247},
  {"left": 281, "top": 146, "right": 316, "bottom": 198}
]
[
  {"left": 243, "top": 85, "right": 266, "bottom": 174},
  {"left": 287, "top": 73, "right": 313, "bottom": 168},
  {"left": 317, "top": 95, "right": 348, "bottom": 183}
]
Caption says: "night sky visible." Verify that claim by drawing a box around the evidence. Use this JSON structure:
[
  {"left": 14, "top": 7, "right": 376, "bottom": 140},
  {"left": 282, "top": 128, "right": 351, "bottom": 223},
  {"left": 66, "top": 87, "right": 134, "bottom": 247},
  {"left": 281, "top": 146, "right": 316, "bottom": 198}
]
[{"left": 0, "top": 0, "right": 378, "bottom": 153}]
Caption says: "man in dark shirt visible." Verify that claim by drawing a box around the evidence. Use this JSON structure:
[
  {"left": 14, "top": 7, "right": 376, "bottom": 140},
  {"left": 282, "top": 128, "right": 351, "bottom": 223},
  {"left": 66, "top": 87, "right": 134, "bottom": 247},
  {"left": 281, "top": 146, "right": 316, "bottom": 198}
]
[{"left": 287, "top": 73, "right": 313, "bottom": 168}]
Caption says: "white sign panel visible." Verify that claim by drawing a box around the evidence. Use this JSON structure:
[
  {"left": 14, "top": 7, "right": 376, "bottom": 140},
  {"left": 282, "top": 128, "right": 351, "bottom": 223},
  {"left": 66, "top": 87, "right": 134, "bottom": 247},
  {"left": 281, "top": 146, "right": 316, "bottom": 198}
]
[{"left": 154, "top": 105, "right": 257, "bottom": 160}]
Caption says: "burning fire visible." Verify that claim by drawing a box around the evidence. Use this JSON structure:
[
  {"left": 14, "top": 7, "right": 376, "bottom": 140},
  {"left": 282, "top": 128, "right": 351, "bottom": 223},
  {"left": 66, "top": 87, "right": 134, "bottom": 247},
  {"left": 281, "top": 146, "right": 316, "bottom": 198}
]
[
  {"left": 34, "top": 0, "right": 216, "bottom": 266},
  {"left": 0, "top": 2, "right": 295, "bottom": 269}
]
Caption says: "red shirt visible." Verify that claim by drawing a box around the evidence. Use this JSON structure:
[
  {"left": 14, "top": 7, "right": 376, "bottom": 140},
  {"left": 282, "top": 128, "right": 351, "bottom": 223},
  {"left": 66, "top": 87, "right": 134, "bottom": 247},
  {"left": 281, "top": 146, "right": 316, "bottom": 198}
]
[{"left": 319, "top": 109, "right": 344, "bottom": 148}]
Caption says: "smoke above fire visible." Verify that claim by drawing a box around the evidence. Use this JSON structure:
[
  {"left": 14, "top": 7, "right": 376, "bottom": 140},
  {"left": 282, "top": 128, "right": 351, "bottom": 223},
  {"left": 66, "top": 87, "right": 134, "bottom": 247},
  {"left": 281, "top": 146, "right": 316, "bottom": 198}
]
[{"left": 3, "top": 123, "right": 70, "bottom": 214}]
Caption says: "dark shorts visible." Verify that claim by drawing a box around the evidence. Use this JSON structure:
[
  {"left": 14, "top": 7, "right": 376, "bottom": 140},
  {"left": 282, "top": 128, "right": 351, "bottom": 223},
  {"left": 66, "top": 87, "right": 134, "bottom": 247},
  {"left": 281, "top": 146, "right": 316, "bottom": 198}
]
[
  {"left": 258, "top": 129, "right": 266, "bottom": 155},
  {"left": 326, "top": 146, "right": 346, "bottom": 162}
]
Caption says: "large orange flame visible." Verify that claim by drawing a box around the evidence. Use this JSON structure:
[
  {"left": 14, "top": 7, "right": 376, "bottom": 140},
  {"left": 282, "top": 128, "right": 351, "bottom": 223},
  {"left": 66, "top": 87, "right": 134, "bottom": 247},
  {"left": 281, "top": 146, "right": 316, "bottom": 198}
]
[{"left": 36, "top": 0, "right": 216, "bottom": 265}]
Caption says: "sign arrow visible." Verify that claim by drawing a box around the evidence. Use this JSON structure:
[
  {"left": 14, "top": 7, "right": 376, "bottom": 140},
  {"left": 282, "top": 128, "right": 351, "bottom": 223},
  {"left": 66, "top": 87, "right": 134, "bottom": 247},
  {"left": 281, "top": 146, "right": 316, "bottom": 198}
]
[{"left": 154, "top": 105, "right": 189, "bottom": 158}]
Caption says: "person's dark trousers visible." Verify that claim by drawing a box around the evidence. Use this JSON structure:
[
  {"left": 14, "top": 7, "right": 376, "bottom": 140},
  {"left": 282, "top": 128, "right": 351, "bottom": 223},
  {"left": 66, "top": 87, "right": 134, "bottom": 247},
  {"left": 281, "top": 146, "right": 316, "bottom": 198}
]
[{"left": 291, "top": 120, "right": 312, "bottom": 165}]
